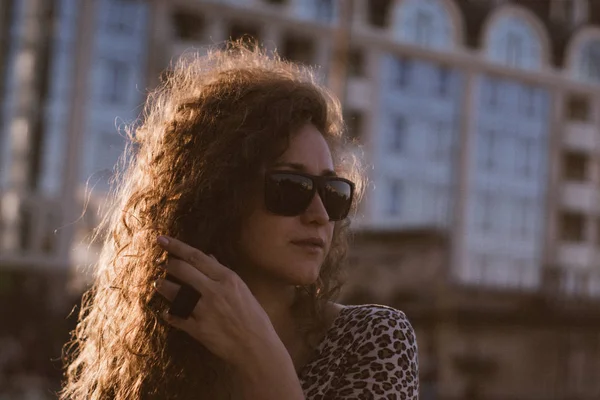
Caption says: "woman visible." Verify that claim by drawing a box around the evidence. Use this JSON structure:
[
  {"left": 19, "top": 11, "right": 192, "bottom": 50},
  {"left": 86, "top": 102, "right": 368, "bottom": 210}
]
[{"left": 61, "top": 42, "right": 419, "bottom": 399}]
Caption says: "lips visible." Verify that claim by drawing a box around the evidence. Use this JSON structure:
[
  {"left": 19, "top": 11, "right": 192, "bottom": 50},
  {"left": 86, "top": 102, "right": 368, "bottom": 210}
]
[{"left": 290, "top": 237, "right": 326, "bottom": 248}]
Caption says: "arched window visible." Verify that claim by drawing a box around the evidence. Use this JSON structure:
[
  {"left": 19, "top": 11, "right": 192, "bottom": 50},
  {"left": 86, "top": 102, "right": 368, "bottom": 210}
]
[
  {"left": 391, "top": 0, "right": 454, "bottom": 49},
  {"left": 575, "top": 39, "right": 600, "bottom": 83},
  {"left": 486, "top": 15, "right": 542, "bottom": 70}
]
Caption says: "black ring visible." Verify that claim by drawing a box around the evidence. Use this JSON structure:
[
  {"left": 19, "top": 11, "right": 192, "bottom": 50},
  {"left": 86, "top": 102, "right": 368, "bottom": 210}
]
[{"left": 168, "top": 284, "right": 201, "bottom": 319}]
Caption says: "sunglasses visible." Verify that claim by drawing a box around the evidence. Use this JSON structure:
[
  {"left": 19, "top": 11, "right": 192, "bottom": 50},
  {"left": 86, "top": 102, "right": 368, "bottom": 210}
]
[{"left": 264, "top": 170, "right": 355, "bottom": 221}]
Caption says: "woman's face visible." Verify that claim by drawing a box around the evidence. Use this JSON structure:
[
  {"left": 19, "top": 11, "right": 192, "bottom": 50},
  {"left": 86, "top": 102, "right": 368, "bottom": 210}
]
[{"left": 237, "top": 123, "right": 336, "bottom": 286}]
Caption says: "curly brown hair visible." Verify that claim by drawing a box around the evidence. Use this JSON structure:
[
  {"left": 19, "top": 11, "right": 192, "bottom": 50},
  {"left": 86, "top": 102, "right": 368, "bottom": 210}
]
[{"left": 60, "top": 42, "right": 365, "bottom": 399}]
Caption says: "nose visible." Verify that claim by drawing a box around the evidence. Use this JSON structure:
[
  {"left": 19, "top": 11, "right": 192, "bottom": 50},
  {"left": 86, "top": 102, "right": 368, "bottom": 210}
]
[{"left": 301, "top": 192, "right": 329, "bottom": 225}]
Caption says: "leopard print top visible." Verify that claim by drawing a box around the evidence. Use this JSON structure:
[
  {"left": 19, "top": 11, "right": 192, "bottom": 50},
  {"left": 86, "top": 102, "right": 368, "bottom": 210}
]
[{"left": 298, "top": 304, "right": 419, "bottom": 400}]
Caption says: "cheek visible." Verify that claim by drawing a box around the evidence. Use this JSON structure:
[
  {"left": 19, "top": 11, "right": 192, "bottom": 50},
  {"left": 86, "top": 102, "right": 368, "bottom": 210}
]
[
  {"left": 326, "top": 222, "right": 335, "bottom": 242},
  {"left": 238, "top": 211, "right": 289, "bottom": 258}
]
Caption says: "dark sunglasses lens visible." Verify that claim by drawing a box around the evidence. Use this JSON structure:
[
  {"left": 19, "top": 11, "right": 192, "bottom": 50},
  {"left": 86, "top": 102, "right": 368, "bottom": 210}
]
[
  {"left": 321, "top": 180, "right": 353, "bottom": 221},
  {"left": 265, "top": 173, "right": 314, "bottom": 216}
]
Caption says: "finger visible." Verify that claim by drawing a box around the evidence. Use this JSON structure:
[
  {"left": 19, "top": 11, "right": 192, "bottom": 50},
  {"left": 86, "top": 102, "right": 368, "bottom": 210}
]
[
  {"left": 162, "top": 257, "right": 214, "bottom": 293},
  {"left": 157, "top": 235, "right": 229, "bottom": 280},
  {"left": 162, "top": 310, "right": 198, "bottom": 330},
  {"left": 153, "top": 278, "right": 180, "bottom": 302}
]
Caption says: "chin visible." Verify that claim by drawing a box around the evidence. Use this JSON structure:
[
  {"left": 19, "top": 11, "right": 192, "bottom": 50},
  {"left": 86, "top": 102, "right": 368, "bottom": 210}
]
[{"left": 288, "top": 261, "right": 322, "bottom": 285}]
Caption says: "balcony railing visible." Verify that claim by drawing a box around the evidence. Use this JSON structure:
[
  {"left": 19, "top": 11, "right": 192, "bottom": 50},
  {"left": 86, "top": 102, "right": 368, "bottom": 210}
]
[
  {"left": 459, "top": 261, "right": 600, "bottom": 299},
  {"left": 562, "top": 120, "right": 599, "bottom": 151},
  {"left": 0, "top": 190, "right": 103, "bottom": 271},
  {"left": 560, "top": 182, "right": 599, "bottom": 214},
  {"left": 542, "top": 266, "right": 600, "bottom": 299}
]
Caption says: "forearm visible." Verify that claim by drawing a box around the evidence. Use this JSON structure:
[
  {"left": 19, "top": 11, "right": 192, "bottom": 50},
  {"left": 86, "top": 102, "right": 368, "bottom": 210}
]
[{"left": 234, "top": 345, "right": 305, "bottom": 400}]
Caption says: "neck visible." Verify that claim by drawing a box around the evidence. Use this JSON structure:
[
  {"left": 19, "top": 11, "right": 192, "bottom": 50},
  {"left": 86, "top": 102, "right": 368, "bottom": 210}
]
[
  {"left": 232, "top": 266, "right": 342, "bottom": 380},
  {"left": 235, "top": 267, "right": 300, "bottom": 341}
]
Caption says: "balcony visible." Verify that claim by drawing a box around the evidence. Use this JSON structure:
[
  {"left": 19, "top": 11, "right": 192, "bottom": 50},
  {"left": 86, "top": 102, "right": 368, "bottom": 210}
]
[
  {"left": 458, "top": 258, "right": 540, "bottom": 291},
  {"left": 557, "top": 242, "right": 594, "bottom": 267},
  {"left": 562, "top": 121, "right": 599, "bottom": 151},
  {"left": 0, "top": 190, "right": 103, "bottom": 271},
  {"left": 346, "top": 77, "right": 372, "bottom": 110},
  {"left": 543, "top": 265, "right": 600, "bottom": 298},
  {"left": 560, "top": 182, "right": 598, "bottom": 213}
]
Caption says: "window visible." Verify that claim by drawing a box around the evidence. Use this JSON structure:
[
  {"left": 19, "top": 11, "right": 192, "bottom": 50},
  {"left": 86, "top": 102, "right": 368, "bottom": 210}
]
[
  {"left": 102, "top": 131, "right": 126, "bottom": 160},
  {"left": 486, "top": 78, "right": 499, "bottom": 107},
  {"left": 315, "top": 0, "right": 335, "bottom": 22},
  {"left": 394, "top": 57, "right": 411, "bottom": 88},
  {"left": 486, "top": 16, "right": 541, "bottom": 70},
  {"left": 391, "top": 116, "right": 407, "bottom": 152},
  {"left": 348, "top": 48, "right": 365, "bottom": 77},
  {"left": 415, "top": 10, "right": 433, "bottom": 46},
  {"left": 228, "top": 22, "right": 261, "bottom": 46},
  {"left": 437, "top": 66, "right": 451, "bottom": 97},
  {"left": 518, "top": 138, "right": 535, "bottom": 177},
  {"left": 479, "top": 192, "right": 494, "bottom": 232},
  {"left": 517, "top": 198, "right": 533, "bottom": 237},
  {"left": 295, "top": 0, "right": 335, "bottom": 22},
  {"left": 520, "top": 86, "right": 537, "bottom": 116},
  {"left": 103, "top": 60, "right": 129, "bottom": 104},
  {"left": 566, "top": 94, "right": 590, "bottom": 121},
  {"left": 388, "top": 180, "right": 403, "bottom": 216},
  {"left": 563, "top": 151, "right": 588, "bottom": 181},
  {"left": 432, "top": 121, "right": 450, "bottom": 159},
  {"left": 560, "top": 211, "right": 586, "bottom": 242},
  {"left": 281, "top": 35, "right": 315, "bottom": 65},
  {"left": 433, "top": 184, "right": 449, "bottom": 224},
  {"left": 481, "top": 130, "right": 498, "bottom": 171},
  {"left": 479, "top": 254, "right": 492, "bottom": 280},
  {"left": 482, "top": 195, "right": 493, "bottom": 232},
  {"left": 91, "top": 132, "right": 127, "bottom": 191},
  {"left": 580, "top": 41, "right": 600, "bottom": 83},
  {"left": 345, "top": 110, "right": 363, "bottom": 141},
  {"left": 393, "top": 0, "right": 453, "bottom": 49},
  {"left": 367, "top": 0, "right": 392, "bottom": 28},
  {"left": 172, "top": 12, "right": 205, "bottom": 40},
  {"left": 506, "top": 32, "right": 523, "bottom": 67},
  {"left": 106, "top": 0, "right": 137, "bottom": 34}
]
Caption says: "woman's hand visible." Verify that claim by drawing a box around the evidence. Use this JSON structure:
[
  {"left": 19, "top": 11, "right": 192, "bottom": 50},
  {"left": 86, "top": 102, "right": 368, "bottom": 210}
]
[{"left": 153, "top": 235, "right": 283, "bottom": 370}]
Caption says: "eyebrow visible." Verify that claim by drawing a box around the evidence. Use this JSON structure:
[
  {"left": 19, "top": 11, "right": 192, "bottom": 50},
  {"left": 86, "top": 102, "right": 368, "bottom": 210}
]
[{"left": 272, "top": 162, "right": 337, "bottom": 177}]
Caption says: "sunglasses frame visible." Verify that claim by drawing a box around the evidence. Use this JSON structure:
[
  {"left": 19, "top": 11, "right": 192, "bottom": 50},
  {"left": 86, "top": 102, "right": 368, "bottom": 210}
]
[{"left": 264, "top": 170, "right": 355, "bottom": 221}]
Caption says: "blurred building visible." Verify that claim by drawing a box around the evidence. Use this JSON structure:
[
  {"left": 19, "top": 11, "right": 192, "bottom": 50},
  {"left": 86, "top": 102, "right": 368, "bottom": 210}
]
[
  {"left": 0, "top": 0, "right": 148, "bottom": 393},
  {"left": 0, "top": 0, "right": 148, "bottom": 273},
  {"left": 141, "top": 0, "right": 600, "bottom": 399},
  {"left": 342, "top": 228, "right": 600, "bottom": 400},
  {"left": 145, "top": 0, "right": 600, "bottom": 292},
  {"left": 1, "top": 0, "right": 600, "bottom": 398}
]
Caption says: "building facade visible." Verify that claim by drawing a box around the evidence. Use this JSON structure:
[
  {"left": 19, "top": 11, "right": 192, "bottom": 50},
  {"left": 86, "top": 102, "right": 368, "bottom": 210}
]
[
  {"left": 0, "top": 0, "right": 150, "bottom": 393},
  {"left": 80, "top": 0, "right": 149, "bottom": 193},
  {"left": 2, "top": 0, "right": 600, "bottom": 397},
  {"left": 0, "top": 0, "right": 148, "bottom": 272},
  {"left": 2, "top": 1, "right": 599, "bottom": 296},
  {"left": 142, "top": 4, "right": 600, "bottom": 398},
  {"left": 342, "top": 228, "right": 600, "bottom": 400},
  {"left": 145, "top": 0, "right": 600, "bottom": 298}
]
